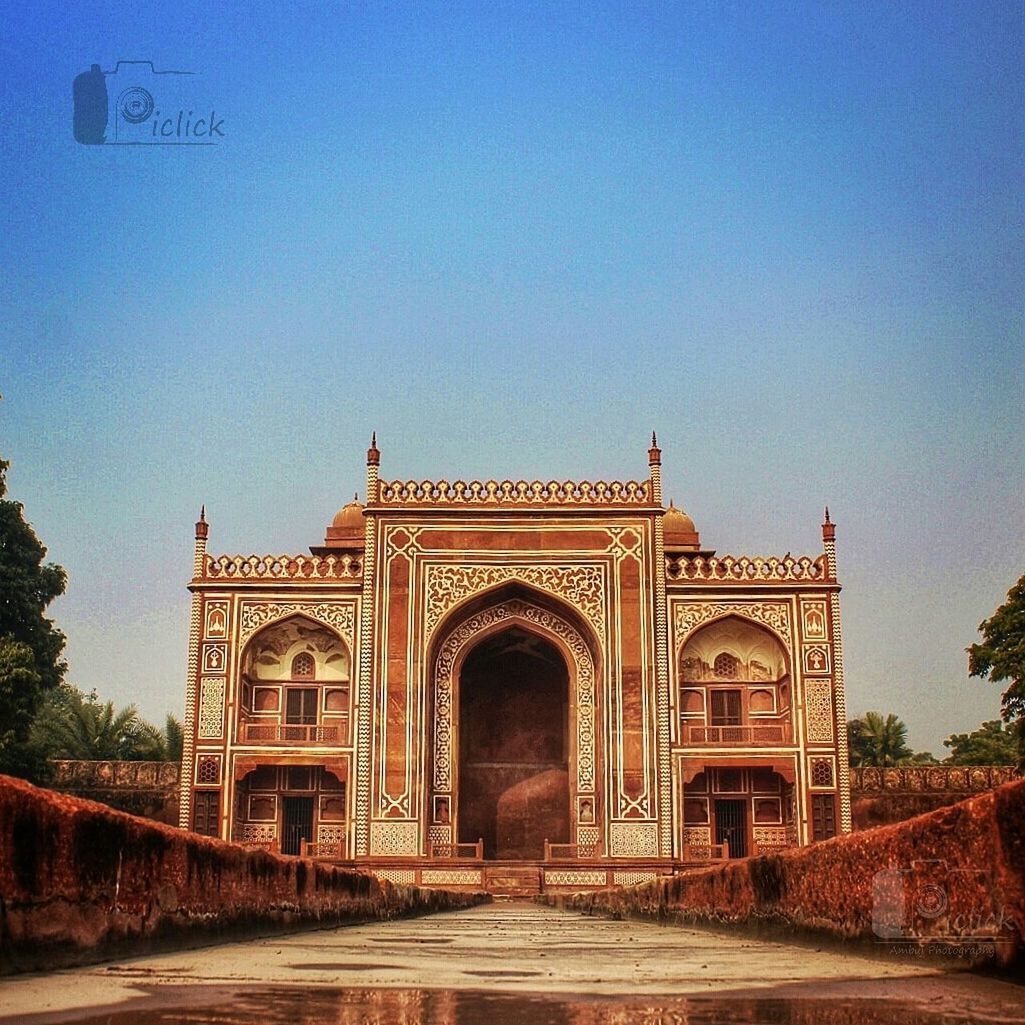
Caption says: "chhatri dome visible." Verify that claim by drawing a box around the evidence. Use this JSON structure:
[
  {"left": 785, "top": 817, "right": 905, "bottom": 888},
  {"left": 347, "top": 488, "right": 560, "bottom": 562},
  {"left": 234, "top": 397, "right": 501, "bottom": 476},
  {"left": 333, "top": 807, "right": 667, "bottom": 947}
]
[
  {"left": 324, "top": 493, "right": 365, "bottom": 548},
  {"left": 663, "top": 500, "right": 701, "bottom": 551}
]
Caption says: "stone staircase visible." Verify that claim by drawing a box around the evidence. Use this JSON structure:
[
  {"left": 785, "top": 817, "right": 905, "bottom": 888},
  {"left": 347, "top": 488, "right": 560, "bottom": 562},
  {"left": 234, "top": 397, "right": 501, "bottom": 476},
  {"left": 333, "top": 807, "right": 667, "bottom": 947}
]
[{"left": 483, "top": 863, "right": 543, "bottom": 897}]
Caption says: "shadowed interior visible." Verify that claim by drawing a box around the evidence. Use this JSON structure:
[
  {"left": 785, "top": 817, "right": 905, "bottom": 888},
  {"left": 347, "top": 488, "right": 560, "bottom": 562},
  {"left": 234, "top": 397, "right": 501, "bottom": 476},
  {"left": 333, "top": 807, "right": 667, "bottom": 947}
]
[{"left": 457, "top": 627, "right": 570, "bottom": 859}]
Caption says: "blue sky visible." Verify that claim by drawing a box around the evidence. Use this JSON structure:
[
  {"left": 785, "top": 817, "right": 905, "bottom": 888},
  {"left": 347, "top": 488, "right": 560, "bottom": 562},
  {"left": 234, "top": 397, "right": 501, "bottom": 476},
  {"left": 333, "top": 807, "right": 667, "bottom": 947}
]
[{"left": 1, "top": 1, "right": 1023, "bottom": 755}]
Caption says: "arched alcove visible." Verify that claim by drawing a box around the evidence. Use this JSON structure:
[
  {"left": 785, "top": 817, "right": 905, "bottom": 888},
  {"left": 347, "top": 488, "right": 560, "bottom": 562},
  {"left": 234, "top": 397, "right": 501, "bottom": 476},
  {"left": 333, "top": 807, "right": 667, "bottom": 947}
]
[{"left": 457, "top": 626, "right": 570, "bottom": 859}]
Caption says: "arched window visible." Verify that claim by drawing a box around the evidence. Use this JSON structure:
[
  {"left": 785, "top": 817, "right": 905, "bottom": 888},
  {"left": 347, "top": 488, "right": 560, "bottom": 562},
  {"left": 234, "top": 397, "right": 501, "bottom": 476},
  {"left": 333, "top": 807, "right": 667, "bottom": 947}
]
[
  {"left": 713, "top": 652, "right": 740, "bottom": 679},
  {"left": 291, "top": 652, "right": 315, "bottom": 678}
]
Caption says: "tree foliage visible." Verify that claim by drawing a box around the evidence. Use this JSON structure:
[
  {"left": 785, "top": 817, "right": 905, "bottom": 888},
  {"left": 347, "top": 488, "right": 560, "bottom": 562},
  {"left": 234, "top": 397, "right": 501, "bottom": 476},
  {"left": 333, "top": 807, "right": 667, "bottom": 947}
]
[
  {"left": 847, "top": 711, "right": 917, "bottom": 767},
  {"left": 967, "top": 571, "right": 1025, "bottom": 768},
  {"left": 30, "top": 686, "right": 182, "bottom": 762},
  {"left": 0, "top": 457, "right": 67, "bottom": 777},
  {"left": 944, "top": 718, "right": 1019, "bottom": 766}
]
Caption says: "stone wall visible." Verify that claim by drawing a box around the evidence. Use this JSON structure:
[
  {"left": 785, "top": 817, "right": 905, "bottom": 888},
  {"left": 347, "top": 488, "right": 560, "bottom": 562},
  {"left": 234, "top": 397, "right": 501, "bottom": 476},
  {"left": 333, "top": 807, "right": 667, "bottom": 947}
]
[
  {"left": 542, "top": 778, "right": 1025, "bottom": 971},
  {"left": 850, "top": 765, "right": 1019, "bottom": 830},
  {"left": 0, "top": 775, "right": 487, "bottom": 974},
  {"left": 49, "top": 760, "right": 180, "bottom": 825}
]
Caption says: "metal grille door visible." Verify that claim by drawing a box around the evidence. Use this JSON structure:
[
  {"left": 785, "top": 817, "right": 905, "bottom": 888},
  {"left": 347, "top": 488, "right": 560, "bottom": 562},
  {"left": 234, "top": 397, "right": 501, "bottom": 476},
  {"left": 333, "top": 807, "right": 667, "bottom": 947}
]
[
  {"left": 282, "top": 796, "right": 314, "bottom": 856},
  {"left": 714, "top": 798, "right": 748, "bottom": 858}
]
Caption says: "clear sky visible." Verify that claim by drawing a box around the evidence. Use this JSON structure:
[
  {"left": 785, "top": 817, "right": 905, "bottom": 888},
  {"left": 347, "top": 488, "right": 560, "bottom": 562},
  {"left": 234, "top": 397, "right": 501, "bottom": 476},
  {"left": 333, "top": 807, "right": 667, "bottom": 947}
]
[{"left": 1, "top": 2, "right": 1022, "bottom": 756}]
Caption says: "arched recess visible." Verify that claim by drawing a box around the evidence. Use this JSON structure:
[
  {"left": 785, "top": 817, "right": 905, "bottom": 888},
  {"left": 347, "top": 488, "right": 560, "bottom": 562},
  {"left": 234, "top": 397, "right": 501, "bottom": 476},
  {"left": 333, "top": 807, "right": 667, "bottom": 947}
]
[
  {"left": 238, "top": 615, "right": 352, "bottom": 744},
  {"left": 426, "top": 585, "right": 603, "bottom": 860},
  {"left": 230, "top": 615, "right": 353, "bottom": 858},
  {"left": 678, "top": 614, "right": 793, "bottom": 741}
]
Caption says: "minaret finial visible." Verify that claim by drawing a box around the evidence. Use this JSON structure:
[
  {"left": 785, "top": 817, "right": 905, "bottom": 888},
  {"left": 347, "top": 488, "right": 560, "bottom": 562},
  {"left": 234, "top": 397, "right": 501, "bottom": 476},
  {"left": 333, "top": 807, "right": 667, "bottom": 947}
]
[
  {"left": 195, "top": 505, "right": 209, "bottom": 541},
  {"left": 822, "top": 505, "right": 835, "bottom": 543},
  {"left": 648, "top": 431, "right": 661, "bottom": 467},
  {"left": 367, "top": 432, "right": 380, "bottom": 466}
]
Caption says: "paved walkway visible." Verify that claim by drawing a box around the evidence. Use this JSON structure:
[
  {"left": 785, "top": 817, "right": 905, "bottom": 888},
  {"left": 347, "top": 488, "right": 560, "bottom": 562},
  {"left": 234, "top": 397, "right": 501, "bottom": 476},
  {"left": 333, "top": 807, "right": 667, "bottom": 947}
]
[{"left": 2, "top": 902, "right": 1022, "bottom": 1024}]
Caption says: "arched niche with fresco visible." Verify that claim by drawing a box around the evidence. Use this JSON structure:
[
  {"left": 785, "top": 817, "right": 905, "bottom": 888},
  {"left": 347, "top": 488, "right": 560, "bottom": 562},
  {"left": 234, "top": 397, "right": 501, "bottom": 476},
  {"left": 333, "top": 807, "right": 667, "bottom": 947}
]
[
  {"left": 678, "top": 616, "right": 792, "bottom": 745},
  {"left": 238, "top": 616, "right": 352, "bottom": 745}
]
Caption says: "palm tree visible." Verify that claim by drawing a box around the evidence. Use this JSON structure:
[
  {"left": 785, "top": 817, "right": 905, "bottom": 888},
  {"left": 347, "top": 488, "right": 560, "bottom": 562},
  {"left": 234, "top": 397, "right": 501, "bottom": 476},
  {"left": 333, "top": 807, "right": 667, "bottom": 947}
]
[
  {"left": 848, "top": 711, "right": 914, "bottom": 767},
  {"left": 33, "top": 687, "right": 149, "bottom": 760}
]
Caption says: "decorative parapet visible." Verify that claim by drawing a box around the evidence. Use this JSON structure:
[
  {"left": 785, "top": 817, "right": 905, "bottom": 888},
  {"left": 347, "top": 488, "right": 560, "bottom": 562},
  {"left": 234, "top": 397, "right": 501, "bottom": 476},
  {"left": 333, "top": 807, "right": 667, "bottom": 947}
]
[
  {"left": 376, "top": 478, "right": 652, "bottom": 506},
  {"left": 202, "top": 554, "right": 362, "bottom": 581},
  {"left": 666, "top": 553, "right": 828, "bottom": 583},
  {"left": 50, "top": 760, "right": 180, "bottom": 789},
  {"left": 851, "top": 765, "right": 1019, "bottom": 794}
]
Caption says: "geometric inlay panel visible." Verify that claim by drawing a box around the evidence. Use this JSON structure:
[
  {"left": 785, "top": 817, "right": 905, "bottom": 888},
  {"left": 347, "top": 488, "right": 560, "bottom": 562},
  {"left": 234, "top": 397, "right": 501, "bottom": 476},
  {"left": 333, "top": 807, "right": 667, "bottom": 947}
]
[
  {"left": 421, "top": 869, "right": 483, "bottom": 886},
  {"left": 613, "top": 871, "right": 657, "bottom": 886},
  {"left": 608, "top": 821, "right": 659, "bottom": 858},
  {"left": 544, "top": 870, "right": 607, "bottom": 887},
  {"left": 375, "top": 869, "right": 417, "bottom": 885},
  {"left": 197, "top": 677, "right": 225, "bottom": 739},
  {"left": 805, "top": 678, "right": 834, "bottom": 744},
  {"left": 369, "top": 820, "right": 419, "bottom": 856}
]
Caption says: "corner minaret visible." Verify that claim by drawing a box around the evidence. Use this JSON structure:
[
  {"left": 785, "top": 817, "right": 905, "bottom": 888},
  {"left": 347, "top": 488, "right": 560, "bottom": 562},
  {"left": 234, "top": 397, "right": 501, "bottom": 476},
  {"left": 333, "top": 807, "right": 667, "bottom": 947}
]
[
  {"left": 821, "top": 505, "right": 851, "bottom": 833},
  {"left": 821, "top": 506, "right": 836, "bottom": 581},
  {"left": 366, "top": 432, "right": 380, "bottom": 504},
  {"left": 647, "top": 431, "right": 662, "bottom": 506},
  {"left": 194, "top": 506, "right": 209, "bottom": 578},
  {"left": 356, "top": 437, "right": 379, "bottom": 856},
  {"left": 648, "top": 431, "right": 672, "bottom": 856},
  {"left": 181, "top": 506, "right": 208, "bottom": 830}
]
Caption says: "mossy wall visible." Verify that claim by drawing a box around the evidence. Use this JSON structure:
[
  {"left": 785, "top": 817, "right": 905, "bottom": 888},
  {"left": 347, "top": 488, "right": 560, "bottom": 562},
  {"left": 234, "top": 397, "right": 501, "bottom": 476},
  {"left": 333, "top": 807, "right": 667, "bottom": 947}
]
[
  {"left": 542, "top": 779, "right": 1025, "bottom": 971},
  {"left": 0, "top": 775, "right": 487, "bottom": 973}
]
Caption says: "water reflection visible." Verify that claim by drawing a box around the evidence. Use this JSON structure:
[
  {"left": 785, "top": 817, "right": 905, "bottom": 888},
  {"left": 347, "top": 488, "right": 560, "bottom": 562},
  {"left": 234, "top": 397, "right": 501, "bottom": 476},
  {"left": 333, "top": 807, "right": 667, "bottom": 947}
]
[{"left": 57, "top": 987, "right": 990, "bottom": 1025}]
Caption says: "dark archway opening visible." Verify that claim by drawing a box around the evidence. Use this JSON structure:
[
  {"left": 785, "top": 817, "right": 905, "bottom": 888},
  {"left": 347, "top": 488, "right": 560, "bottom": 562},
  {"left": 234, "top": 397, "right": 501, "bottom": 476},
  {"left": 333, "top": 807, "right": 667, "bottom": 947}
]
[{"left": 457, "top": 626, "right": 570, "bottom": 859}]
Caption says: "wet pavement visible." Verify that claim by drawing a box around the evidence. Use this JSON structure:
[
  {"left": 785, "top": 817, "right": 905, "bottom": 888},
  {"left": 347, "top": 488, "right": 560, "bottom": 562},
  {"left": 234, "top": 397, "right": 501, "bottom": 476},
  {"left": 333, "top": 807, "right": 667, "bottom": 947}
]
[{"left": 1, "top": 902, "right": 1022, "bottom": 1024}]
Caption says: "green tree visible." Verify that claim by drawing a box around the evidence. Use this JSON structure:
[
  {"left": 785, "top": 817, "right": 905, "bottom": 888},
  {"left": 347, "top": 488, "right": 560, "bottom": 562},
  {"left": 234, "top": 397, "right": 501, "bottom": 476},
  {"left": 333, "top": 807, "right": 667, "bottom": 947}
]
[
  {"left": 31, "top": 686, "right": 182, "bottom": 762},
  {"left": 967, "top": 572, "right": 1025, "bottom": 769},
  {"left": 943, "top": 719, "right": 1018, "bottom": 766},
  {"left": 0, "top": 457, "right": 67, "bottom": 778},
  {"left": 847, "top": 711, "right": 915, "bottom": 767}
]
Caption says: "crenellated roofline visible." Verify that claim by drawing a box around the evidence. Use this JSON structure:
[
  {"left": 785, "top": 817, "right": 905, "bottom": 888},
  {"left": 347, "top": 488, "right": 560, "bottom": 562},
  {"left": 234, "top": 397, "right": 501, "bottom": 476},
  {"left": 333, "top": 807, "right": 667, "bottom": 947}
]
[
  {"left": 666, "top": 552, "right": 832, "bottom": 583},
  {"left": 374, "top": 478, "right": 653, "bottom": 507}
]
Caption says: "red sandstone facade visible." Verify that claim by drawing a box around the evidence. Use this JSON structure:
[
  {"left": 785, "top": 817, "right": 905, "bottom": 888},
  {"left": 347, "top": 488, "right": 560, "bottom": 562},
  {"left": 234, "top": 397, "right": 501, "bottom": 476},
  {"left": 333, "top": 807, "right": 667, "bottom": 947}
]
[{"left": 180, "top": 437, "right": 850, "bottom": 889}]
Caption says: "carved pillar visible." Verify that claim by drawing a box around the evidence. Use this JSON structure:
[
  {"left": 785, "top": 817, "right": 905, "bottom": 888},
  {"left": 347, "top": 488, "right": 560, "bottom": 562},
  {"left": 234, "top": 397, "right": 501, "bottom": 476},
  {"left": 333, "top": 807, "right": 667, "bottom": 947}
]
[
  {"left": 823, "top": 510, "right": 851, "bottom": 833},
  {"left": 179, "top": 509, "right": 207, "bottom": 830},
  {"left": 648, "top": 436, "right": 673, "bottom": 856},
  {"left": 355, "top": 436, "right": 379, "bottom": 855}
]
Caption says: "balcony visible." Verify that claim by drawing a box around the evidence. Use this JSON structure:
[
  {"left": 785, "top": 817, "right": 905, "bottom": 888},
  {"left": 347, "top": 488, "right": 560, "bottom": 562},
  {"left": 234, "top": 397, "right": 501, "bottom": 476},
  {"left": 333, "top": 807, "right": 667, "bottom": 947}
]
[
  {"left": 428, "top": 839, "right": 484, "bottom": 860},
  {"left": 238, "top": 722, "right": 345, "bottom": 744},
  {"left": 683, "top": 722, "right": 791, "bottom": 745}
]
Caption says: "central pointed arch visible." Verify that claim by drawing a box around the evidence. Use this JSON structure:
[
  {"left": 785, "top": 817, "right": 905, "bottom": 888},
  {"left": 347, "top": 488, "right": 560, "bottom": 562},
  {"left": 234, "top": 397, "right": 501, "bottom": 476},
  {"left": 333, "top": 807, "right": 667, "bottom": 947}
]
[{"left": 426, "top": 586, "right": 602, "bottom": 861}]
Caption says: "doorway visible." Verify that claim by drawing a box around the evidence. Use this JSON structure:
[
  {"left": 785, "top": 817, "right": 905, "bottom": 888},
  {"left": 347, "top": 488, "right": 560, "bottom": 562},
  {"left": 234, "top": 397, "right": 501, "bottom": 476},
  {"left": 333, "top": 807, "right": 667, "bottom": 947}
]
[
  {"left": 457, "top": 627, "right": 570, "bottom": 859},
  {"left": 714, "top": 798, "right": 748, "bottom": 858},
  {"left": 281, "top": 796, "right": 314, "bottom": 856}
]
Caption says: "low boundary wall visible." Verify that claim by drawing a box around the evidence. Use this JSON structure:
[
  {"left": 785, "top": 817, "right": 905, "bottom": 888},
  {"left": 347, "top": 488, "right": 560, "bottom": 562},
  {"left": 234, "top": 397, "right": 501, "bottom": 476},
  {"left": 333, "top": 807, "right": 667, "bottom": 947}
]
[
  {"left": 542, "top": 779, "right": 1025, "bottom": 971},
  {"left": 0, "top": 775, "right": 488, "bottom": 973}
]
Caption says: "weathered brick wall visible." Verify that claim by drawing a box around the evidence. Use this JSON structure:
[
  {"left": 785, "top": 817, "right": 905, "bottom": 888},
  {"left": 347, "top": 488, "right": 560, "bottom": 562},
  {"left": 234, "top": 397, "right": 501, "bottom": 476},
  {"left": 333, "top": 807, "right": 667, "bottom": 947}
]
[
  {"left": 850, "top": 765, "right": 1019, "bottom": 831},
  {"left": 48, "top": 760, "right": 180, "bottom": 825},
  {"left": 542, "top": 779, "right": 1025, "bottom": 971},
  {"left": 0, "top": 775, "right": 487, "bottom": 973}
]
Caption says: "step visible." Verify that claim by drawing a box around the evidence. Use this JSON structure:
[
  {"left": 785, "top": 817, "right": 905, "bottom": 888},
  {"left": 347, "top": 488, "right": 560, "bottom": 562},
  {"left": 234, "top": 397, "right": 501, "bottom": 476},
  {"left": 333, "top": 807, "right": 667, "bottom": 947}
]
[{"left": 484, "top": 865, "right": 543, "bottom": 896}]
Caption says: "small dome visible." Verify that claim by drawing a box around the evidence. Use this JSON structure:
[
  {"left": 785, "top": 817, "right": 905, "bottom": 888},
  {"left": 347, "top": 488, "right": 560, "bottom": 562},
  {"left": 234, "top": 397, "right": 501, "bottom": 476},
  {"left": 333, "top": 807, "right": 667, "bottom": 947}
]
[
  {"left": 664, "top": 501, "right": 696, "bottom": 534},
  {"left": 324, "top": 493, "right": 365, "bottom": 548},
  {"left": 664, "top": 500, "right": 701, "bottom": 551},
  {"left": 332, "top": 495, "right": 364, "bottom": 531}
]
